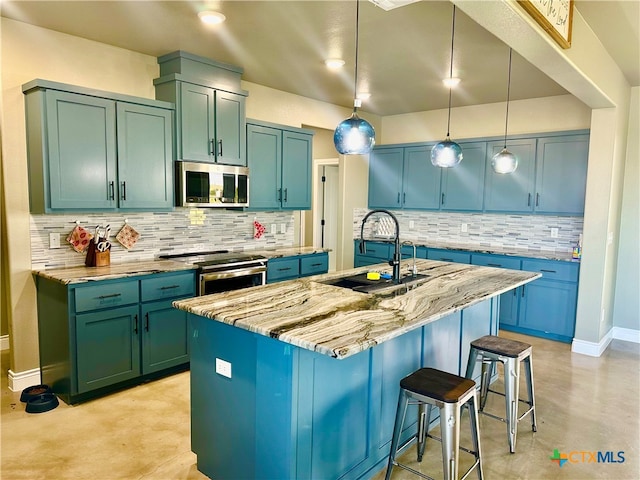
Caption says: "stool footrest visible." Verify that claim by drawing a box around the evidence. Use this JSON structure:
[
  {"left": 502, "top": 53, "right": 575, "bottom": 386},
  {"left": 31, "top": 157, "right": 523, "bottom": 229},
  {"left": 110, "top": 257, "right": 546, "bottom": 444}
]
[{"left": 485, "top": 388, "right": 534, "bottom": 407}]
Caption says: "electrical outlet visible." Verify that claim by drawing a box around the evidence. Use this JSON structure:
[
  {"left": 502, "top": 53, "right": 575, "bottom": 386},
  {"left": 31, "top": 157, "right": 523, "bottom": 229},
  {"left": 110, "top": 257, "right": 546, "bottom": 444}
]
[
  {"left": 409, "top": 220, "right": 415, "bottom": 230},
  {"left": 461, "top": 223, "right": 468, "bottom": 233},
  {"left": 551, "top": 228, "right": 559, "bottom": 238},
  {"left": 280, "top": 223, "right": 287, "bottom": 234},
  {"left": 215, "top": 358, "right": 232, "bottom": 378},
  {"left": 49, "top": 232, "right": 61, "bottom": 249},
  {"left": 270, "top": 224, "right": 277, "bottom": 235}
]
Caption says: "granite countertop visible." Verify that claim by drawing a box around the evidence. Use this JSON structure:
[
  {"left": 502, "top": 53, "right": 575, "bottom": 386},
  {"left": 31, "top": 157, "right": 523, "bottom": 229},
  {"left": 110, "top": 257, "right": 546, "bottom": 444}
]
[
  {"left": 363, "top": 238, "right": 578, "bottom": 262},
  {"left": 33, "top": 260, "right": 197, "bottom": 285},
  {"left": 173, "top": 259, "right": 540, "bottom": 359}
]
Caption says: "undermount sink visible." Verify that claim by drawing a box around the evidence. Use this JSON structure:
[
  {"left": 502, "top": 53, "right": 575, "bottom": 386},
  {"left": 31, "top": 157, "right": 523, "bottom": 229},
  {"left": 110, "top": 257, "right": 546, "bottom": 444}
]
[{"left": 321, "top": 273, "right": 430, "bottom": 294}]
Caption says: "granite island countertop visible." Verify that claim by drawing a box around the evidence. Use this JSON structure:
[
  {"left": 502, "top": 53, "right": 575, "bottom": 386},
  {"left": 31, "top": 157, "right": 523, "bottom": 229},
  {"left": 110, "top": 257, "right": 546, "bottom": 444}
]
[
  {"left": 173, "top": 259, "right": 540, "bottom": 359},
  {"left": 33, "top": 260, "right": 197, "bottom": 285}
]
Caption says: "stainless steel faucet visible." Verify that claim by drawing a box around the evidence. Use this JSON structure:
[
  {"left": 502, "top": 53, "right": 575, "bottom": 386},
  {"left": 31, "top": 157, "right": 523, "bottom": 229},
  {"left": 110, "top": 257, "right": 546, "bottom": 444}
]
[
  {"left": 402, "top": 240, "right": 418, "bottom": 277},
  {"left": 359, "top": 209, "right": 401, "bottom": 284}
]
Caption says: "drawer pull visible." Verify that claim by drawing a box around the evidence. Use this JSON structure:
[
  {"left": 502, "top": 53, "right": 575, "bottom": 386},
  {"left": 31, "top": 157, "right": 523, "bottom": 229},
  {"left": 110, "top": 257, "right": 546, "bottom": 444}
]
[
  {"left": 134, "top": 314, "right": 138, "bottom": 334},
  {"left": 145, "top": 313, "right": 149, "bottom": 332},
  {"left": 540, "top": 269, "right": 557, "bottom": 273},
  {"left": 278, "top": 267, "right": 292, "bottom": 271},
  {"left": 310, "top": 263, "right": 323, "bottom": 267},
  {"left": 487, "top": 263, "right": 502, "bottom": 267},
  {"left": 441, "top": 258, "right": 453, "bottom": 262},
  {"left": 97, "top": 293, "right": 122, "bottom": 299},
  {"left": 160, "top": 285, "right": 180, "bottom": 290}
]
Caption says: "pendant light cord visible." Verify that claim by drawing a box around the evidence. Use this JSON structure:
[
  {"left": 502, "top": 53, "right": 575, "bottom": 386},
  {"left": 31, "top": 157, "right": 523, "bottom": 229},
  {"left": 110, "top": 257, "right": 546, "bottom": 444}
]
[
  {"left": 446, "top": 5, "right": 456, "bottom": 138},
  {"left": 503, "top": 48, "right": 513, "bottom": 149},
  {"left": 353, "top": 0, "right": 361, "bottom": 113}
]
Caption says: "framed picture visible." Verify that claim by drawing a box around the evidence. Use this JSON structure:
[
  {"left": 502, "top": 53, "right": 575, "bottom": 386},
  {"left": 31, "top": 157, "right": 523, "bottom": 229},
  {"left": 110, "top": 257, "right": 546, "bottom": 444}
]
[{"left": 518, "top": 0, "right": 573, "bottom": 49}]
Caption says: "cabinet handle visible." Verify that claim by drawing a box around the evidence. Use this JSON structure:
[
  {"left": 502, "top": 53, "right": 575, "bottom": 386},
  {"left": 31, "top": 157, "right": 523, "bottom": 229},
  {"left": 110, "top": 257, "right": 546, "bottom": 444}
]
[
  {"left": 522, "top": 285, "right": 526, "bottom": 297},
  {"left": 160, "top": 285, "right": 180, "bottom": 290},
  {"left": 277, "top": 188, "right": 282, "bottom": 202},
  {"left": 311, "top": 263, "right": 323, "bottom": 267},
  {"left": 441, "top": 193, "right": 445, "bottom": 205},
  {"left": 284, "top": 188, "right": 288, "bottom": 202},
  {"left": 121, "top": 181, "right": 126, "bottom": 201},
  {"left": 109, "top": 181, "right": 115, "bottom": 200},
  {"left": 210, "top": 139, "right": 215, "bottom": 156},
  {"left": 278, "top": 267, "right": 292, "bottom": 271},
  {"left": 441, "top": 258, "right": 453, "bottom": 262},
  {"left": 403, "top": 193, "right": 406, "bottom": 204},
  {"left": 134, "top": 314, "right": 138, "bottom": 334},
  {"left": 218, "top": 139, "right": 223, "bottom": 157},
  {"left": 397, "top": 192, "right": 400, "bottom": 204},
  {"left": 513, "top": 288, "right": 517, "bottom": 297},
  {"left": 540, "top": 269, "right": 557, "bottom": 273},
  {"left": 487, "top": 263, "right": 502, "bottom": 267},
  {"left": 97, "top": 293, "right": 121, "bottom": 299},
  {"left": 145, "top": 313, "right": 149, "bottom": 332},
  {"left": 527, "top": 193, "right": 532, "bottom": 207},
  {"left": 536, "top": 193, "right": 540, "bottom": 206}
]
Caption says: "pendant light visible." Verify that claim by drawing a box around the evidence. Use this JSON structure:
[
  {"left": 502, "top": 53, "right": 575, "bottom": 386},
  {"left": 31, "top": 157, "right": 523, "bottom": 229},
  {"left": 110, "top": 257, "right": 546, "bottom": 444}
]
[
  {"left": 334, "top": 0, "right": 375, "bottom": 155},
  {"left": 431, "top": 5, "right": 462, "bottom": 168},
  {"left": 492, "top": 48, "right": 518, "bottom": 174}
]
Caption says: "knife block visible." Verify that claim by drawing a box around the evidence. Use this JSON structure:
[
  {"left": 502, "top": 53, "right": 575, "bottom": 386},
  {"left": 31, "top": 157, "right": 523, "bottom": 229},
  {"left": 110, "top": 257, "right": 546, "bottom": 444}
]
[{"left": 94, "top": 250, "right": 110, "bottom": 267}]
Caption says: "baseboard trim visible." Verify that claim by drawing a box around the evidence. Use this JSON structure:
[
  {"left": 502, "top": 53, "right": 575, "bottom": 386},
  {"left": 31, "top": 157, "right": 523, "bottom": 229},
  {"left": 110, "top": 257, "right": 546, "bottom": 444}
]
[
  {"left": 571, "top": 329, "right": 613, "bottom": 357},
  {"left": 1, "top": 335, "right": 9, "bottom": 351},
  {"left": 8, "top": 368, "right": 42, "bottom": 392},
  {"left": 612, "top": 326, "right": 640, "bottom": 343}
]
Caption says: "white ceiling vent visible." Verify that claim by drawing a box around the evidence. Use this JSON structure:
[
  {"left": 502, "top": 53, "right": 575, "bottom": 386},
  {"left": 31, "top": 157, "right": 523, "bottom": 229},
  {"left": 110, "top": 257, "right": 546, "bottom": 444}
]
[{"left": 368, "top": 0, "right": 420, "bottom": 11}]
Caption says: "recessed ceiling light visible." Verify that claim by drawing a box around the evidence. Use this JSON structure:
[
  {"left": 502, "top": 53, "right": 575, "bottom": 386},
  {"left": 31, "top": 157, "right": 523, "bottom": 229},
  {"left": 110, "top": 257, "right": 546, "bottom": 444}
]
[
  {"left": 325, "top": 58, "right": 345, "bottom": 69},
  {"left": 198, "top": 11, "right": 226, "bottom": 25},
  {"left": 443, "top": 77, "right": 461, "bottom": 88}
]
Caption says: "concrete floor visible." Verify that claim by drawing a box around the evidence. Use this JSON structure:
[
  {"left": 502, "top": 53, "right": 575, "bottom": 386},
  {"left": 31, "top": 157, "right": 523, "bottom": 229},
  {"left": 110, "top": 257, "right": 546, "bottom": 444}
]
[{"left": 1, "top": 331, "right": 638, "bottom": 479}]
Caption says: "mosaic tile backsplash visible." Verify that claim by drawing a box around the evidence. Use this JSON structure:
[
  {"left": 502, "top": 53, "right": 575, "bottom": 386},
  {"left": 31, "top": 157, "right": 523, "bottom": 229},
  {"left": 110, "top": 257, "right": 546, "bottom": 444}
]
[
  {"left": 353, "top": 209, "right": 583, "bottom": 253},
  {"left": 30, "top": 209, "right": 295, "bottom": 269}
]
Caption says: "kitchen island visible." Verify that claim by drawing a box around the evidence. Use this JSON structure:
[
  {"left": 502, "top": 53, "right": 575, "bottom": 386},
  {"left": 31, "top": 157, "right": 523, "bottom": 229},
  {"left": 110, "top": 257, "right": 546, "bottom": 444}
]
[{"left": 173, "top": 259, "right": 540, "bottom": 480}]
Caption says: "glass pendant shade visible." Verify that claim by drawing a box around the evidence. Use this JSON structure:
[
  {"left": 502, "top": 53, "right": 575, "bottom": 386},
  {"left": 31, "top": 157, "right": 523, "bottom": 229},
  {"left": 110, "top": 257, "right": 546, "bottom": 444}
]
[
  {"left": 431, "top": 138, "right": 463, "bottom": 167},
  {"left": 334, "top": 112, "right": 375, "bottom": 155},
  {"left": 491, "top": 148, "right": 518, "bottom": 174}
]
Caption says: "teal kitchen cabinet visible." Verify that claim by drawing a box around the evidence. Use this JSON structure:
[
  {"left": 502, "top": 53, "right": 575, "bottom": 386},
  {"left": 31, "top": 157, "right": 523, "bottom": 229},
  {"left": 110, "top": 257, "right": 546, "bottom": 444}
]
[
  {"left": 36, "top": 270, "right": 195, "bottom": 404},
  {"left": 369, "top": 145, "right": 440, "bottom": 210},
  {"left": 517, "top": 259, "right": 579, "bottom": 342},
  {"left": 471, "top": 253, "right": 522, "bottom": 327},
  {"left": 426, "top": 248, "right": 471, "bottom": 264},
  {"left": 267, "top": 252, "right": 329, "bottom": 283},
  {"left": 23, "top": 80, "right": 175, "bottom": 213},
  {"left": 440, "top": 141, "right": 487, "bottom": 211},
  {"left": 247, "top": 120, "right": 313, "bottom": 210},
  {"left": 484, "top": 138, "right": 537, "bottom": 213},
  {"left": 175, "top": 82, "right": 246, "bottom": 165},
  {"left": 534, "top": 134, "right": 589, "bottom": 215}
]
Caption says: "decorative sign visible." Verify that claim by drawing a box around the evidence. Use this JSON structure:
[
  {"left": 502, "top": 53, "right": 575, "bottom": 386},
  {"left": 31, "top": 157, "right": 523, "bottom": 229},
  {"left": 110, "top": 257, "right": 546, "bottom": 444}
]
[{"left": 518, "top": 0, "right": 573, "bottom": 49}]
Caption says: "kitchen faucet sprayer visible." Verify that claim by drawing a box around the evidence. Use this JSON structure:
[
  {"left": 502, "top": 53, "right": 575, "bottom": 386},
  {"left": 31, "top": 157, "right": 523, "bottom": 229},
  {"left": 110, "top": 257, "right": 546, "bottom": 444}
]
[{"left": 359, "top": 209, "right": 401, "bottom": 284}]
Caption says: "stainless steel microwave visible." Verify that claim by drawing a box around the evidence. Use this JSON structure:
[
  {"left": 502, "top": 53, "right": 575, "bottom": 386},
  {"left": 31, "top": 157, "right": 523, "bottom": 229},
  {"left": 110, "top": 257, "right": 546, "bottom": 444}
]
[{"left": 176, "top": 161, "right": 249, "bottom": 207}]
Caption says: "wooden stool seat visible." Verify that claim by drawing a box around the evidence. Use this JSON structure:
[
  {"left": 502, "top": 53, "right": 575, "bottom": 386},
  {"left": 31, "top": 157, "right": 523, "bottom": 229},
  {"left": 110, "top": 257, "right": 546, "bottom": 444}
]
[
  {"left": 400, "top": 368, "right": 477, "bottom": 403},
  {"left": 470, "top": 335, "right": 531, "bottom": 358}
]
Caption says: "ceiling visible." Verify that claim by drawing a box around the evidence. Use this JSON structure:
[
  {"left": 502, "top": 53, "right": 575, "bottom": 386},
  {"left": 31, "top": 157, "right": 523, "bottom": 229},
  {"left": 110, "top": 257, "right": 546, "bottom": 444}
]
[{"left": 2, "top": 1, "right": 638, "bottom": 117}]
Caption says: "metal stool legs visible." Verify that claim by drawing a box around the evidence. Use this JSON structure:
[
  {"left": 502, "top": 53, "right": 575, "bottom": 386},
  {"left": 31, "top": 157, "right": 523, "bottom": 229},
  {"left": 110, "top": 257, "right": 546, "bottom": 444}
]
[
  {"left": 466, "top": 336, "right": 537, "bottom": 454},
  {"left": 385, "top": 368, "right": 483, "bottom": 480}
]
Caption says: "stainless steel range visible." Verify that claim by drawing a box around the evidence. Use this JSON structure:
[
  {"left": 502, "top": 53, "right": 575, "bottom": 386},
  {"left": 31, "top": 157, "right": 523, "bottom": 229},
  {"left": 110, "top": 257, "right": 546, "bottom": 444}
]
[{"left": 159, "top": 250, "right": 267, "bottom": 295}]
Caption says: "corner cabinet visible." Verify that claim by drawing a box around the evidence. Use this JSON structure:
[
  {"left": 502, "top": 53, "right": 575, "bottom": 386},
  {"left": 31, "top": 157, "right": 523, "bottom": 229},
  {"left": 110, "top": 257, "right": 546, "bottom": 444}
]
[
  {"left": 246, "top": 120, "right": 314, "bottom": 211},
  {"left": 23, "top": 80, "right": 175, "bottom": 213},
  {"left": 35, "top": 269, "right": 196, "bottom": 404}
]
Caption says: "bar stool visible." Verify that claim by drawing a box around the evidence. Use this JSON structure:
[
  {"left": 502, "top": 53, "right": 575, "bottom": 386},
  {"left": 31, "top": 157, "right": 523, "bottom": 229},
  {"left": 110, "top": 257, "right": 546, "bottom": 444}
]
[
  {"left": 385, "top": 368, "right": 483, "bottom": 480},
  {"left": 465, "top": 335, "right": 537, "bottom": 454}
]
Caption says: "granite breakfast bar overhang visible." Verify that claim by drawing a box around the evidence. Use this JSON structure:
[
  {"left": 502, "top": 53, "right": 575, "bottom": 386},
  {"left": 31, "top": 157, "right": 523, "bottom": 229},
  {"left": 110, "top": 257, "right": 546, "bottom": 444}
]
[{"left": 173, "top": 259, "right": 540, "bottom": 480}]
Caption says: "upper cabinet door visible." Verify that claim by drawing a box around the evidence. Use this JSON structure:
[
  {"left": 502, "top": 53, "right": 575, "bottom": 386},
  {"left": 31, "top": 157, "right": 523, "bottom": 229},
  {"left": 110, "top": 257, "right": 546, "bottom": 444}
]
[
  {"left": 484, "top": 139, "right": 536, "bottom": 213},
  {"left": 45, "top": 90, "right": 117, "bottom": 210},
  {"left": 116, "top": 103, "right": 174, "bottom": 210},
  {"left": 403, "top": 145, "right": 440, "bottom": 209},
  {"left": 281, "top": 130, "right": 312, "bottom": 210},
  {"left": 535, "top": 135, "right": 589, "bottom": 215},
  {"left": 441, "top": 141, "right": 487, "bottom": 211},
  {"left": 179, "top": 83, "right": 216, "bottom": 163},
  {"left": 215, "top": 91, "right": 246, "bottom": 166},
  {"left": 247, "top": 124, "right": 282, "bottom": 210},
  {"left": 368, "top": 148, "right": 403, "bottom": 209}
]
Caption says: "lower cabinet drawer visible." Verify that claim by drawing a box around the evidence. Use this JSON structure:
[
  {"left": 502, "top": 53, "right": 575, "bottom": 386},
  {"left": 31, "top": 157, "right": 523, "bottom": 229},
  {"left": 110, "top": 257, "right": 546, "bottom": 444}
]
[
  {"left": 74, "top": 280, "right": 139, "bottom": 313},
  {"left": 471, "top": 254, "right": 521, "bottom": 270},
  {"left": 141, "top": 272, "right": 195, "bottom": 302},
  {"left": 521, "top": 259, "right": 579, "bottom": 282},
  {"left": 427, "top": 249, "right": 471, "bottom": 264},
  {"left": 300, "top": 254, "right": 329, "bottom": 277},
  {"left": 267, "top": 258, "right": 300, "bottom": 282}
]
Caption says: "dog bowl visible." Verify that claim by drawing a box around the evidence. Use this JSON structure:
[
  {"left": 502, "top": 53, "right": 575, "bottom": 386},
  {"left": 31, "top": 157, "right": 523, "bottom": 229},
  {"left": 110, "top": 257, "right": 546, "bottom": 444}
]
[
  {"left": 20, "top": 384, "right": 52, "bottom": 403},
  {"left": 25, "top": 393, "right": 59, "bottom": 414}
]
